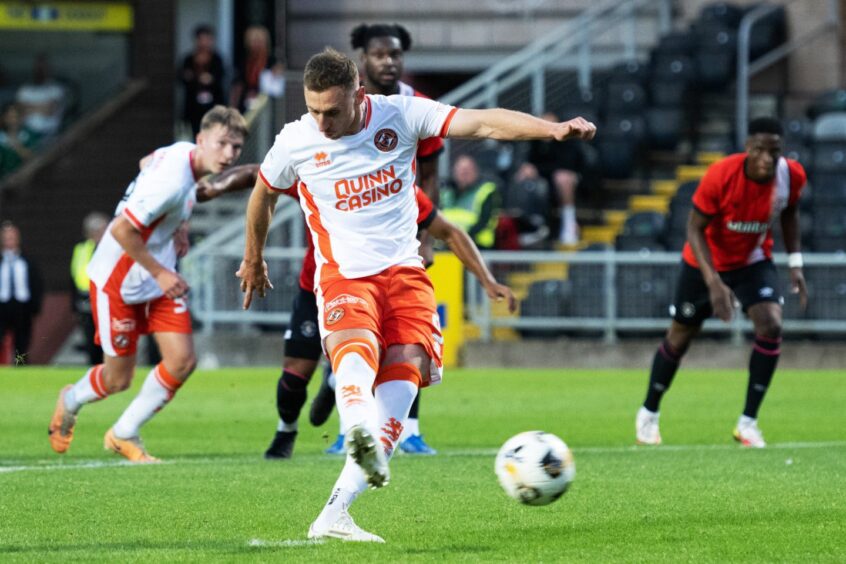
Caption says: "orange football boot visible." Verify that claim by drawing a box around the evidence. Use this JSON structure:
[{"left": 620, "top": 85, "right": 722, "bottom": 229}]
[
  {"left": 104, "top": 428, "right": 160, "bottom": 463},
  {"left": 48, "top": 385, "right": 77, "bottom": 454}
]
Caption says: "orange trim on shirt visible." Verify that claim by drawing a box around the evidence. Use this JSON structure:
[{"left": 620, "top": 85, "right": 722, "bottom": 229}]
[
  {"left": 298, "top": 182, "right": 340, "bottom": 282},
  {"left": 123, "top": 209, "right": 145, "bottom": 231},
  {"left": 439, "top": 107, "right": 459, "bottom": 138},
  {"left": 259, "top": 170, "right": 296, "bottom": 193},
  {"left": 102, "top": 214, "right": 167, "bottom": 298}
]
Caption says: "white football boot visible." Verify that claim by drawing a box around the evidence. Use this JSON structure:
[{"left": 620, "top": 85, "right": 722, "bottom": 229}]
[
  {"left": 346, "top": 424, "right": 390, "bottom": 488},
  {"left": 733, "top": 418, "right": 766, "bottom": 448},
  {"left": 636, "top": 406, "right": 662, "bottom": 445},
  {"left": 307, "top": 510, "right": 385, "bottom": 543}
]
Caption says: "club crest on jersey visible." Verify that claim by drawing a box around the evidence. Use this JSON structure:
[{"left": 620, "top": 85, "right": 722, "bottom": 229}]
[
  {"left": 374, "top": 128, "right": 398, "bottom": 152},
  {"left": 314, "top": 151, "right": 331, "bottom": 168},
  {"left": 326, "top": 307, "right": 344, "bottom": 325}
]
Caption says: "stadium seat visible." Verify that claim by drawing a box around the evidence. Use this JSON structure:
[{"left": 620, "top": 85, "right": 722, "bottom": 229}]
[
  {"left": 807, "top": 172, "right": 846, "bottom": 204},
  {"left": 811, "top": 143, "right": 846, "bottom": 173},
  {"left": 615, "top": 235, "right": 666, "bottom": 252},
  {"left": 699, "top": 2, "right": 744, "bottom": 29},
  {"left": 784, "top": 118, "right": 812, "bottom": 147},
  {"left": 810, "top": 205, "right": 846, "bottom": 239},
  {"left": 615, "top": 263, "right": 675, "bottom": 318},
  {"left": 812, "top": 112, "right": 846, "bottom": 143},
  {"left": 692, "top": 24, "right": 736, "bottom": 89},
  {"left": 605, "top": 82, "right": 647, "bottom": 114},
  {"left": 621, "top": 211, "right": 666, "bottom": 238},
  {"left": 567, "top": 262, "right": 607, "bottom": 318},
  {"left": 649, "top": 56, "right": 694, "bottom": 107},
  {"left": 603, "top": 113, "right": 647, "bottom": 144},
  {"left": 645, "top": 107, "right": 685, "bottom": 150},
  {"left": 809, "top": 235, "right": 846, "bottom": 253},
  {"left": 595, "top": 138, "right": 637, "bottom": 179},
  {"left": 807, "top": 90, "right": 846, "bottom": 120},
  {"left": 674, "top": 180, "right": 700, "bottom": 203},
  {"left": 744, "top": 3, "right": 786, "bottom": 59},
  {"left": 652, "top": 31, "right": 695, "bottom": 59},
  {"left": 606, "top": 60, "right": 649, "bottom": 88},
  {"left": 803, "top": 265, "right": 846, "bottom": 320},
  {"left": 519, "top": 279, "right": 572, "bottom": 337}
]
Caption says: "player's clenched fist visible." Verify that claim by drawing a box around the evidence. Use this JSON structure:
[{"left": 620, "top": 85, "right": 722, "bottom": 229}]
[
  {"left": 554, "top": 117, "right": 596, "bottom": 141},
  {"left": 236, "top": 259, "right": 273, "bottom": 309},
  {"left": 155, "top": 270, "right": 189, "bottom": 300}
]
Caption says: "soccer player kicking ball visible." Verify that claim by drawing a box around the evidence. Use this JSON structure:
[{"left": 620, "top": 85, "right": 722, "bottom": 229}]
[
  {"left": 636, "top": 117, "right": 808, "bottom": 449},
  {"left": 48, "top": 106, "right": 248, "bottom": 463},
  {"left": 239, "top": 48, "right": 594, "bottom": 542}
]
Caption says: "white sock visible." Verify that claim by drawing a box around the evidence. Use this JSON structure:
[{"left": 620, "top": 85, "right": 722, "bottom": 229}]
[
  {"left": 278, "top": 419, "right": 298, "bottom": 432},
  {"left": 402, "top": 417, "right": 420, "bottom": 440},
  {"left": 64, "top": 365, "right": 107, "bottom": 414},
  {"left": 374, "top": 380, "right": 418, "bottom": 457},
  {"left": 333, "top": 351, "right": 377, "bottom": 434},
  {"left": 738, "top": 415, "right": 755, "bottom": 427},
  {"left": 112, "top": 364, "right": 180, "bottom": 439},
  {"left": 560, "top": 205, "right": 577, "bottom": 241}
]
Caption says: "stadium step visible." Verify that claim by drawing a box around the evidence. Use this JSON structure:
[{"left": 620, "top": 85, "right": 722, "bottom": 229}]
[
  {"left": 676, "top": 165, "right": 709, "bottom": 183},
  {"left": 695, "top": 152, "right": 724, "bottom": 166},
  {"left": 628, "top": 194, "right": 670, "bottom": 214},
  {"left": 580, "top": 225, "right": 619, "bottom": 245},
  {"left": 603, "top": 210, "right": 629, "bottom": 231},
  {"left": 650, "top": 179, "right": 678, "bottom": 197}
]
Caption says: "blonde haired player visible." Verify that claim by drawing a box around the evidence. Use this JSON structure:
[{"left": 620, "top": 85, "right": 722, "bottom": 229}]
[
  {"left": 239, "top": 48, "right": 595, "bottom": 542},
  {"left": 48, "top": 106, "right": 247, "bottom": 463}
]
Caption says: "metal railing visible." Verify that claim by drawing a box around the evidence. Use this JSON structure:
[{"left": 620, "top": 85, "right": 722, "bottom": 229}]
[
  {"left": 468, "top": 250, "right": 846, "bottom": 344},
  {"left": 736, "top": 0, "right": 839, "bottom": 148},
  {"left": 438, "top": 0, "right": 673, "bottom": 179}
]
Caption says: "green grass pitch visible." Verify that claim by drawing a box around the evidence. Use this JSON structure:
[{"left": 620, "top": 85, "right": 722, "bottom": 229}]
[{"left": 1, "top": 366, "right": 844, "bottom": 562}]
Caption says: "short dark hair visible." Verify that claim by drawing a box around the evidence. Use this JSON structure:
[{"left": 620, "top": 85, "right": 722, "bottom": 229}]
[
  {"left": 748, "top": 116, "right": 783, "bottom": 137},
  {"left": 194, "top": 24, "right": 214, "bottom": 38},
  {"left": 350, "top": 23, "right": 412, "bottom": 51},
  {"left": 304, "top": 48, "right": 359, "bottom": 92},
  {"left": 200, "top": 106, "right": 248, "bottom": 138}
]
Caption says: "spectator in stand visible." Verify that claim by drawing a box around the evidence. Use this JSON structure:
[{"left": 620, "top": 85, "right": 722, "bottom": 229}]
[
  {"left": 15, "top": 53, "right": 66, "bottom": 139},
  {"left": 230, "top": 25, "right": 281, "bottom": 112},
  {"left": 0, "top": 221, "right": 43, "bottom": 365},
  {"left": 70, "top": 212, "right": 109, "bottom": 365},
  {"left": 0, "top": 103, "right": 40, "bottom": 177},
  {"left": 514, "top": 111, "right": 592, "bottom": 245},
  {"left": 441, "top": 154, "right": 500, "bottom": 250},
  {"left": 180, "top": 25, "right": 226, "bottom": 136}
]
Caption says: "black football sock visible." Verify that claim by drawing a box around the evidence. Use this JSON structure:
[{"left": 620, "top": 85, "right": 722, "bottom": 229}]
[
  {"left": 743, "top": 335, "right": 781, "bottom": 419},
  {"left": 277, "top": 369, "right": 309, "bottom": 425},
  {"left": 408, "top": 392, "right": 420, "bottom": 420},
  {"left": 643, "top": 340, "right": 686, "bottom": 413}
]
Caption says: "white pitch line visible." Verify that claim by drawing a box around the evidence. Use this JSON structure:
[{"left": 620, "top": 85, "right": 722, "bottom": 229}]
[
  {"left": 248, "top": 538, "right": 324, "bottom": 548},
  {"left": 2, "top": 441, "right": 844, "bottom": 474}
]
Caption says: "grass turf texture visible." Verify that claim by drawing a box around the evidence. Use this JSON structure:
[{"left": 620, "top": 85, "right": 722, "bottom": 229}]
[{"left": 1, "top": 367, "right": 844, "bottom": 562}]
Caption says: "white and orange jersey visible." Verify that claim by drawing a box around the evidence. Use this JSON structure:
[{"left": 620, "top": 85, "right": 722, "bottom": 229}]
[
  {"left": 88, "top": 142, "right": 198, "bottom": 304},
  {"left": 259, "top": 94, "right": 457, "bottom": 285}
]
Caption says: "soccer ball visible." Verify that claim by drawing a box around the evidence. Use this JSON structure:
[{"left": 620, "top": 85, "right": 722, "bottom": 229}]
[{"left": 494, "top": 431, "right": 575, "bottom": 506}]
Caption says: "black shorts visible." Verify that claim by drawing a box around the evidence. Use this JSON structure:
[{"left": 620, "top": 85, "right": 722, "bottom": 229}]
[
  {"left": 671, "top": 260, "right": 783, "bottom": 326},
  {"left": 284, "top": 287, "right": 322, "bottom": 361}
]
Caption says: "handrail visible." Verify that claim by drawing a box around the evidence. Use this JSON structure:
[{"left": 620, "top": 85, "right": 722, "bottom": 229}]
[
  {"left": 0, "top": 79, "right": 149, "bottom": 195},
  {"left": 736, "top": 0, "right": 839, "bottom": 148}
]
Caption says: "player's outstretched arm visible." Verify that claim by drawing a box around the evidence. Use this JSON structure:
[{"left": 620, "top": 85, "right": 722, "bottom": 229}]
[
  {"left": 686, "top": 208, "right": 733, "bottom": 322},
  {"left": 427, "top": 211, "right": 517, "bottom": 313},
  {"left": 111, "top": 215, "right": 189, "bottom": 300},
  {"left": 238, "top": 178, "right": 278, "bottom": 309},
  {"left": 446, "top": 108, "right": 595, "bottom": 142},
  {"left": 196, "top": 164, "right": 260, "bottom": 202},
  {"left": 780, "top": 203, "right": 808, "bottom": 309}
]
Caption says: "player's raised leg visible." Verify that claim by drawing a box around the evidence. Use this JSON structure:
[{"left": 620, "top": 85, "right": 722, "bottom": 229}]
[
  {"left": 49, "top": 285, "right": 139, "bottom": 454},
  {"left": 106, "top": 323, "right": 194, "bottom": 463}
]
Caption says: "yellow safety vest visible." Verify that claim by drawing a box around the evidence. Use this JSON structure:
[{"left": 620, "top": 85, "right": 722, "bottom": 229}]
[
  {"left": 71, "top": 239, "right": 96, "bottom": 293},
  {"left": 442, "top": 181, "right": 498, "bottom": 248}
]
